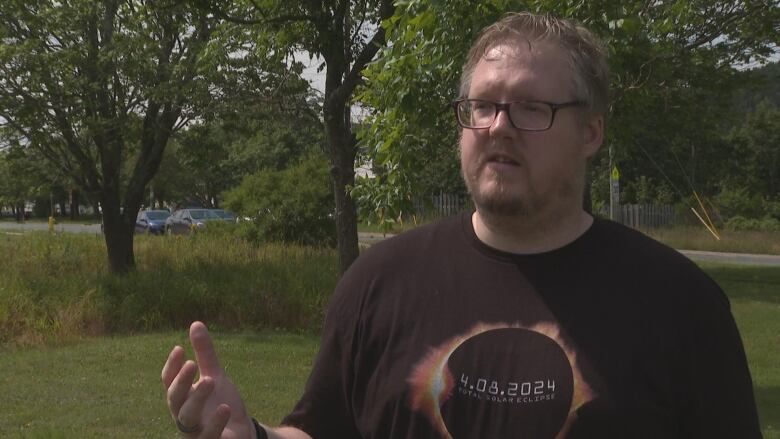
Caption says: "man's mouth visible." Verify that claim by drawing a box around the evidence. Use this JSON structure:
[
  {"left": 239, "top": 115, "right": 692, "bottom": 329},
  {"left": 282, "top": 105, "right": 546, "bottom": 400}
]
[{"left": 485, "top": 154, "right": 520, "bottom": 167}]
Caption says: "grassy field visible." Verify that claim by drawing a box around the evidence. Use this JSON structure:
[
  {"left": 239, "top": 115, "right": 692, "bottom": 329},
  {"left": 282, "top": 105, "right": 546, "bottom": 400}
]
[
  {"left": 702, "top": 263, "right": 780, "bottom": 438},
  {"left": 0, "top": 330, "right": 319, "bottom": 438},
  {"left": 0, "top": 217, "right": 101, "bottom": 225},
  {"left": 0, "top": 263, "right": 778, "bottom": 437},
  {"left": 0, "top": 231, "right": 777, "bottom": 437},
  {"left": 645, "top": 227, "right": 780, "bottom": 255},
  {"left": 0, "top": 231, "right": 339, "bottom": 346}
]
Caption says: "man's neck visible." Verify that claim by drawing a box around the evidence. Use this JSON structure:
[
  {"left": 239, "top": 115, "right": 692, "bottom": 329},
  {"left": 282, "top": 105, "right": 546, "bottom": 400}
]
[{"left": 472, "top": 207, "right": 593, "bottom": 254}]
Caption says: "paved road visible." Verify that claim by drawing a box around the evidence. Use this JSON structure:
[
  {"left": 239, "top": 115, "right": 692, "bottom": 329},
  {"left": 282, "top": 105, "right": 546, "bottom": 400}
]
[
  {"left": 1, "top": 224, "right": 778, "bottom": 266},
  {"left": 676, "top": 250, "right": 780, "bottom": 267}
]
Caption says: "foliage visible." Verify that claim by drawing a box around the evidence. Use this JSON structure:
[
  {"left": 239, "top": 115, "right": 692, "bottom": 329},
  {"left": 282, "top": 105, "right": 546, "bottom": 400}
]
[
  {"left": 152, "top": 97, "right": 325, "bottom": 209},
  {"left": 0, "top": 0, "right": 295, "bottom": 273},
  {"left": 223, "top": 152, "right": 336, "bottom": 247},
  {"left": 0, "top": 147, "right": 38, "bottom": 215},
  {"left": 725, "top": 216, "right": 780, "bottom": 232},
  {"left": 192, "top": 0, "right": 397, "bottom": 273},
  {"left": 354, "top": 0, "right": 515, "bottom": 228},
  {"left": 713, "top": 186, "right": 771, "bottom": 220},
  {"left": 723, "top": 101, "right": 780, "bottom": 202},
  {"left": 355, "top": 0, "right": 780, "bottom": 228}
]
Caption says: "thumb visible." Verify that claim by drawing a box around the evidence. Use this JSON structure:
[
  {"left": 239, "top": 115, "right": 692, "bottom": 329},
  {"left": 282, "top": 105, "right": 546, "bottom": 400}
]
[{"left": 189, "top": 321, "right": 223, "bottom": 378}]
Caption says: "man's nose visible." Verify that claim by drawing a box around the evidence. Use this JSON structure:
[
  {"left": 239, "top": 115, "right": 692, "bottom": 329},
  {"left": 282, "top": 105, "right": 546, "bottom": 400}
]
[{"left": 489, "top": 107, "right": 516, "bottom": 137}]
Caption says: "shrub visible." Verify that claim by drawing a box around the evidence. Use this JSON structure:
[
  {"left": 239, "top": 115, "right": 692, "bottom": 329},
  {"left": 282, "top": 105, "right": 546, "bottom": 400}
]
[
  {"left": 223, "top": 152, "right": 336, "bottom": 247},
  {"left": 725, "top": 216, "right": 780, "bottom": 232},
  {"left": 714, "top": 187, "right": 769, "bottom": 219}
]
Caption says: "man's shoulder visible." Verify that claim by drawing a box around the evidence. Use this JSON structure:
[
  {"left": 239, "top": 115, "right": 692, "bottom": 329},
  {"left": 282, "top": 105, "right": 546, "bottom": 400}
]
[
  {"left": 355, "top": 214, "right": 464, "bottom": 270},
  {"left": 590, "top": 218, "right": 726, "bottom": 302},
  {"left": 592, "top": 218, "right": 692, "bottom": 265}
]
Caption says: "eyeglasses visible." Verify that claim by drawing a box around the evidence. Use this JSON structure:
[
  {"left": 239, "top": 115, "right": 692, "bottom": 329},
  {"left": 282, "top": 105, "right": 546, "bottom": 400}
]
[{"left": 452, "top": 98, "right": 585, "bottom": 131}]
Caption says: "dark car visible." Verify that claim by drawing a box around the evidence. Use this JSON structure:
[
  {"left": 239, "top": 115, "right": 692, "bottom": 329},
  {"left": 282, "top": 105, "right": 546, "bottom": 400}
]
[
  {"left": 165, "top": 208, "right": 221, "bottom": 235},
  {"left": 210, "top": 209, "right": 237, "bottom": 223},
  {"left": 135, "top": 210, "right": 170, "bottom": 235}
]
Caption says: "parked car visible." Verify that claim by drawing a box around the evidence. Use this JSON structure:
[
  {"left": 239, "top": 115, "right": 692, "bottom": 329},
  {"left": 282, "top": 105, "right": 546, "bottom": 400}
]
[
  {"left": 135, "top": 210, "right": 170, "bottom": 235},
  {"left": 210, "top": 209, "right": 237, "bottom": 223},
  {"left": 165, "top": 208, "right": 221, "bottom": 235}
]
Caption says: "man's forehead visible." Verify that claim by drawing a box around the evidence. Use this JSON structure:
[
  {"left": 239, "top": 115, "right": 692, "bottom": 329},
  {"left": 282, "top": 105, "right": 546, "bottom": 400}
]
[
  {"left": 471, "top": 40, "right": 576, "bottom": 100},
  {"left": 482, "top": 39, "right": 563, "bottom": 64}
]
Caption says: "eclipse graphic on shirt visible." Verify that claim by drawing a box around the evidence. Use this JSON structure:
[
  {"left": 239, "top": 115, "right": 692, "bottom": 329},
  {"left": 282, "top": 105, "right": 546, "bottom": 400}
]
[{"left": 408, "top": 322, "right": 594, "bottom": 439}]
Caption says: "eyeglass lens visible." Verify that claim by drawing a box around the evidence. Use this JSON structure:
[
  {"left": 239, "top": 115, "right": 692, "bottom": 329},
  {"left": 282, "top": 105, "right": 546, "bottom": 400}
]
[{"left": 458, "top": 100, "right": 552, "bottom": 130}]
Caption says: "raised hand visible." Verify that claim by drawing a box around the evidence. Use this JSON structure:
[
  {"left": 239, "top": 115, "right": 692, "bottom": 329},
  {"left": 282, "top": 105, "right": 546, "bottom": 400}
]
[{"left": 162, "top": 321, "right": 255, "bottom": 439}]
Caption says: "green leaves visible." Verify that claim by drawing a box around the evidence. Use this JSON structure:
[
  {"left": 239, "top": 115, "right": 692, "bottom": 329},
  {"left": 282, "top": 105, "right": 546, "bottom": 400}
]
[
  {"left": 223, "top": 152, "right": 336, "bottom": 247},
  {"left": 354, "top": 0, "right": 780, "bottom": 223}
]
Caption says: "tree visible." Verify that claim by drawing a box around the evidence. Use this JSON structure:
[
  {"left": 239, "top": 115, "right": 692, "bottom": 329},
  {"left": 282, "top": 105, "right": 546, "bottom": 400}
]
[
  {"left": 0, "top": 0, "right": 289, "bottom": 273},
  {"left": 354, "top": 0, "right": 779, "bottom": 226},
  {"left": 223, "top": 151, "right": 336, "bottom": 247},
  {"left": 194, "top": 0, "right": 396, "bottom": 273},
  {"left": 152, "top": 90, "right": 325, "bottom": 209},
  {"left": 725, "top": 100, "right": 780, "bottom": 201},
  {"left": 0, "top": 146, "right": 38, "bottom": 219}
]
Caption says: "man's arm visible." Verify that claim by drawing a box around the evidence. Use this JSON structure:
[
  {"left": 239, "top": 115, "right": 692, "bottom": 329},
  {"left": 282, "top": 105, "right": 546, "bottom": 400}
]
[
  {"left": 161, "top": 321, "right": 313, "bottom": 439},
  {"left": 677, "top": 283, "right": 761, "bottom": 438}
]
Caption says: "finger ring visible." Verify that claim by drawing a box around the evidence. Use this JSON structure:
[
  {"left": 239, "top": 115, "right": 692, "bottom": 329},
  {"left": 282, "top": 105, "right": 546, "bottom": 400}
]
[{"left": 176, "top": 418, "right": 202, "bottom": 434}]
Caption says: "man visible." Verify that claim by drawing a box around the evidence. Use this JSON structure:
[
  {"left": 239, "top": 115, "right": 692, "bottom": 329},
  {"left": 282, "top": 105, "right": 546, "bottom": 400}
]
[{"left": 162, "top": 12, "right": 761, "bottom": 438}]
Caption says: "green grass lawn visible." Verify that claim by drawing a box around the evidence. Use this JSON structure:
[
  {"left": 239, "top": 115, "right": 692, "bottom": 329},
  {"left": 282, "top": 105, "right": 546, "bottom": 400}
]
[
  {"left": 1, "top": 264, "right": 778, "bottom": 438},
  {"left": 702, "top": 263, "right": 780, "bottom": 438},
  {"left": 0, "top": 330, "right": 319, "bottom": 439}
]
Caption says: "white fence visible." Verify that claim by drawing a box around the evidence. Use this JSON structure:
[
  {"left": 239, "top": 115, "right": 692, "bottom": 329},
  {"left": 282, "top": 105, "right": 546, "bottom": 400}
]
[
  {"left": 603, "top": 204, "right": 676, "bottom": 229},
  {"left": 415, "top": 195, "right": 676, "bottom": 229},
  {"left": 414, "top": 193, "right": 468, "bottom": 218}
]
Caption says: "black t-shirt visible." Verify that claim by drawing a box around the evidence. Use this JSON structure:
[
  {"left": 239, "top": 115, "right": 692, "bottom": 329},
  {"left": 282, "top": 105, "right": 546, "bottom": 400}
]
[{"left": 282, "top": 213, "right": 761, "bottom": 438}]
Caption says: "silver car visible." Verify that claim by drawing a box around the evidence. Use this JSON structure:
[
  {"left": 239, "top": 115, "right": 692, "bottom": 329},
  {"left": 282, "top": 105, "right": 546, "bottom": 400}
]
[{"left": 165, "top": 208, "right": 222, "bottom": 235}]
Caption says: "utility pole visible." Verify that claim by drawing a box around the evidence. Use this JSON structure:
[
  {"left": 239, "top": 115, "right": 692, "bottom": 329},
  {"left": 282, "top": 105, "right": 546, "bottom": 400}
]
[{"left": 609, "top": 146, "right": 620, "bottom": 222}]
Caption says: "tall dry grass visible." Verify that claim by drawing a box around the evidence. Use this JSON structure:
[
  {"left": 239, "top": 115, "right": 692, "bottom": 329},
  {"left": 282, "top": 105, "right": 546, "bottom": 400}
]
[
  {"left": 0, "top": 231, "right": 339, "bottom": 346},
  {"left": 644, "top": 226, "right": 780, "bottom": 255}
]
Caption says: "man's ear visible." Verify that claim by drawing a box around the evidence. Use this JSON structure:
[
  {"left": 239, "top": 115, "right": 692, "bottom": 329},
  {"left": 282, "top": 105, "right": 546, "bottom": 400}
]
[{"left": 581, "top": 113, "right": 604, "bottom": 159}]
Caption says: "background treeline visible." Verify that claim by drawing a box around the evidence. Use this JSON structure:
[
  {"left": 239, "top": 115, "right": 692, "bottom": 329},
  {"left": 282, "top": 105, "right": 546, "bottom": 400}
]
[{"left": 1, "top": 0, "right": 779, "bottom": 275}]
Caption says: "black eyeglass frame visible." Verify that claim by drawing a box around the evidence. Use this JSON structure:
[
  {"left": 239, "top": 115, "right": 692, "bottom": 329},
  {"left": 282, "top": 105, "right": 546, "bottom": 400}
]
[{"left": 452, "top": 98, "right": 586, "bottom": 131}]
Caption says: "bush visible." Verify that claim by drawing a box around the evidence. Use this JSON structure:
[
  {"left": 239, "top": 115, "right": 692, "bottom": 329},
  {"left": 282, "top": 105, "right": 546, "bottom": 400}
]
[
  {"left": 714, "top": 187, "right": 769, "bottom": 219},
  {"left": 223, "top": 152, "right": 336, "bottom": 247},
  {"left": 725, "top": 216, "right": 780, "bottom": 232}
]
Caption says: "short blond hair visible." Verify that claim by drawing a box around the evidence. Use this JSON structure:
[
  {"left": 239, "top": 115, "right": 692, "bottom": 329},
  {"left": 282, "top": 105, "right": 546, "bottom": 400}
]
[{"left": 460, "top": 12, "right": 609, "bottom": 114}]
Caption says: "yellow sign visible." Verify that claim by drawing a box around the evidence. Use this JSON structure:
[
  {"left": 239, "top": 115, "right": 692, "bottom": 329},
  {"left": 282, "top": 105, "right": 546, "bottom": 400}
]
[{"left": 611, "top": 166, "right": 620, "bottom": 181}]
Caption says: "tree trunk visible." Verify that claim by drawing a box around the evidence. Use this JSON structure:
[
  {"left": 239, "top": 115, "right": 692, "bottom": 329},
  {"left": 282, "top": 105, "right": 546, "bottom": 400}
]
[
  {"left": 104, "top": 223, "right": 136, "bottom": 274},
  {"left": 101, "top": 192, "right": 136, "bottom": 274},
  {"left": 324, "top": 105, "right": 360, "bottom": 274},
  {"left": 70, "top": 188, "right": 79, "bottom": 220}
]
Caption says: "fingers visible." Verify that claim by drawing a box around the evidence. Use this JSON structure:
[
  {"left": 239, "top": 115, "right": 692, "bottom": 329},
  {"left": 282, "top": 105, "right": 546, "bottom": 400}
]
[
  {"left": 190, "top": 321, "right": 223, "bottom": 378},
  {"left": 176, "top": 376, "right": 214, "bottom": 429},
  {"left": 198, "top": 404, "right": 231, "bottom": 439},
  {"left": 167, "top": 360, "right": 198, "bottom": 418},
  {"left": 162, "top": 345, "right": 186, "bottom": 389}
]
